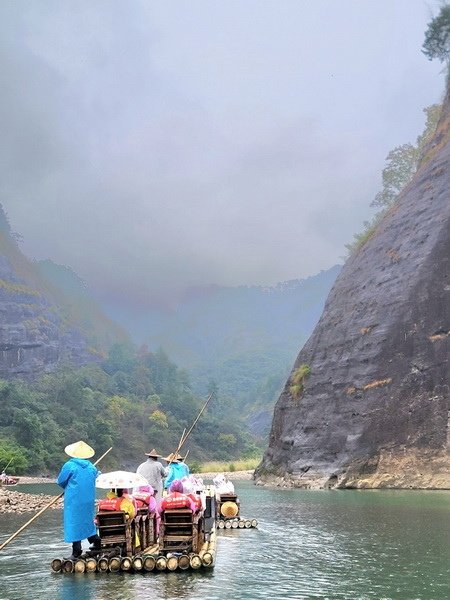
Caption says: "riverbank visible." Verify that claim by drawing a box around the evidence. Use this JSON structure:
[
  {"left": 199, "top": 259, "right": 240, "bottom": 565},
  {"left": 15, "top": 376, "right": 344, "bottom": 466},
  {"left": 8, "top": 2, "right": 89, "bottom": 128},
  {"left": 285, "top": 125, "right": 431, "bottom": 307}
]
[
  {"left": 0, "top": 470, "right": 254, "bottom": 514},
  {"left": 0, "top": 487, "right": 62, "bottom": 514}
]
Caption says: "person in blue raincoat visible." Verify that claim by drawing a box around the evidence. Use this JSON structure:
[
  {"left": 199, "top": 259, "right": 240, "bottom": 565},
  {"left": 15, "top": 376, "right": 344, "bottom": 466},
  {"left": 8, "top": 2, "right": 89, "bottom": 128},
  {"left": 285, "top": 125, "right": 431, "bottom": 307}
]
[
  {"left": 57, "top": 440, "right": 101, "bottom": 559},
  {"left": 163, "top": 453, "right": 190, "bottom": 489}
]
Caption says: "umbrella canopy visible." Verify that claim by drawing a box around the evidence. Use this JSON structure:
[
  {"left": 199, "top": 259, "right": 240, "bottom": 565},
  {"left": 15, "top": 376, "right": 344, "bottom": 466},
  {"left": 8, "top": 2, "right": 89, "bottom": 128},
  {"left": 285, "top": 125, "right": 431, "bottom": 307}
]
[{"left": 96, "top": 471, "right": 148, "bottom": 489}]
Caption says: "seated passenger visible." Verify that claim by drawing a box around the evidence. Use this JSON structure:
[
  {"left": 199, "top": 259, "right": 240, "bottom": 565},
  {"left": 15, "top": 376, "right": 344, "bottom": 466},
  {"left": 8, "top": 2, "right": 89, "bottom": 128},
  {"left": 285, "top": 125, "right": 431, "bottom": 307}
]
[{"left": 158, "top": 479, "right": 199, "bottom": 514}]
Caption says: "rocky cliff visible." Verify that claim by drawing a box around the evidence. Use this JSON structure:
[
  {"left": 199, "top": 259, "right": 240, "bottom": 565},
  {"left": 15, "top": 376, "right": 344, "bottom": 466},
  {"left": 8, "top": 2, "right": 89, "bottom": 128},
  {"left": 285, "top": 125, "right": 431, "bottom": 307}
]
[
  {"left": 0, "top": 207, "right": 125, "bottom": 379},
  {"left": 256, "top": 88, "right": 450, "bottom": 489}
]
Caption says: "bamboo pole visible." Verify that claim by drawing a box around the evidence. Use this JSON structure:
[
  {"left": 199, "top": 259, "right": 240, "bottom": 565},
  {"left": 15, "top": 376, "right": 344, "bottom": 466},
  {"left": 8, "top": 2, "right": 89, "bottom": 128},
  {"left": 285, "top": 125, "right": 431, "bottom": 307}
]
[
  {"left": 132, "top": 555, "right": 143, "bottom": 571},
  {"left": 109, "top": 556, "right": 121, "bottom": 572},
  {"left": 143, "top": 555, "right": 156, "bottom": 571},
  {"left": 189, "top": 553, "right": 202, "bottom": 569},
  {"left": 155, "top": 555, "right": 167, "bottom": 571},
  {"left": 167, "top": 393, "right": 213, "bottom": 467},
  {"left": 178, "top": 554, "right": 190, "bottom": 570},
  {"left": 251, "top": 519, "right": 258, "bottom": 528},
  {"left": 51, "top": 558, "right": 63, "bottom": 573},
  {"left": 97, "top": 557, "right": 109, "bottom": 572},
  {"left": 85, "top": 557, "right": 97, "bottom": 572},
  {"left": 2, "top": 458, "right": 13, "bottom": 472},
  {"left": 201, "top": 551, "right": 214, "bottom": 567},
  {"left": 166, "top": 555, "right": 178, "bottom": 571},
  {"left": 74, "top": 558, "right": 86, "bottom": 573},
  {"left": 63, "top": 559, "right": 74, "bottom": 573},
  {"left": 179, "top": 394, "right": 213, "bottom": 450},
  {"left": 0, "top": 447, "right": 112, "bottom": 552},
  {"left": 121, "top": 556, "right": 132, "bottom": 571}
]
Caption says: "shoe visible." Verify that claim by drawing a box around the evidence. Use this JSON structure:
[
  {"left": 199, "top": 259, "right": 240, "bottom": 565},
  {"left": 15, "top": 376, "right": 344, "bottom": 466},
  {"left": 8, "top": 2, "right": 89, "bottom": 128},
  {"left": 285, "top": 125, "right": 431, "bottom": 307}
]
[
  {"left": 89, "top": 544, "right": 102, "bottom": 551},
  {"left": 63, "top": 554, "right": 82, "bottom": 561}
]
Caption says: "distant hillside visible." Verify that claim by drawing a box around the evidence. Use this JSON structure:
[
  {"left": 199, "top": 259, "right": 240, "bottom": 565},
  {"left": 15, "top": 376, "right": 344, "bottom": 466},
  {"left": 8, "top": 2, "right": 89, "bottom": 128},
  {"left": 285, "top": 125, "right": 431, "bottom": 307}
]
[
  {"left": 0, "top": 204, "right": 126, "bottom": 378},
  {"left": 36, "top": 259, "right": 127, "bottom": 350},
  {"left": 103, "top": 265, "right": 341, "bottom": 436}
]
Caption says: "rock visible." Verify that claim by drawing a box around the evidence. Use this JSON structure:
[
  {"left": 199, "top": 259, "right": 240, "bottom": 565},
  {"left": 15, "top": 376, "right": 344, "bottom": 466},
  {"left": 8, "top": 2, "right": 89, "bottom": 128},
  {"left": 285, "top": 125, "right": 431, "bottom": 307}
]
[{"left": 256, "top": 86, "right": 450, "bottom": 490}]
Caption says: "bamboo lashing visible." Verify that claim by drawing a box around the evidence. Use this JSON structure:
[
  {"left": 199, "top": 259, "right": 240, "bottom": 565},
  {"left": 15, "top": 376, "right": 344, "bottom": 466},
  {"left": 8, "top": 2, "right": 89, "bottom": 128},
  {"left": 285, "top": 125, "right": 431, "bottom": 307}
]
[{"left": 0, "top": 446, "right": 112, "bottom": 552}]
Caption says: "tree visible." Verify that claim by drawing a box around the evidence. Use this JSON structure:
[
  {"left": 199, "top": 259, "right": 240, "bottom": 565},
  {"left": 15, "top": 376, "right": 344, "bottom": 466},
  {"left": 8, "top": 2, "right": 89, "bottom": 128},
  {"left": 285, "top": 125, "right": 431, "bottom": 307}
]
[
  {"left": 371, "top": 144, "right": 419, "bottom": 209},
  {"left": 423, "top": 5, "right": 450, "bottom": 64}
]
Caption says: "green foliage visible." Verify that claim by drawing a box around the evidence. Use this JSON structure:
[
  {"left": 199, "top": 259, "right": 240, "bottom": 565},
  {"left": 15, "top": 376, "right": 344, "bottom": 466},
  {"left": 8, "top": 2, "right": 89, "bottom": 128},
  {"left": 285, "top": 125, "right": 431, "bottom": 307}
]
[
  {"left": 423, "top": 5, "right": 450, "bottom": 64},
  {"left": 289, "top": 364, "right": 311, "bottom": 400},
  {"left": 218, "top": 433, "right": 237, "bottom": 447},
  {"left": 371, "top": 144, "right": 419, "bottom": 209},
  {"left": 189, "top": 460, "right": 201, "bottom": 473},
  {"left": 0, "top": 439, "right": 29, "bottom": 474},
  {"left": 0, "top": 342, "right": 260, "bottom": 473},
  {"left": 347, "top": 104, "right": 441, "bottom": 255},
  {"left": 229, "top": 462, "right": 236, "bottom": 472},
  {"left": 149, "top": 409, "right": 169, "bottom": 428}
]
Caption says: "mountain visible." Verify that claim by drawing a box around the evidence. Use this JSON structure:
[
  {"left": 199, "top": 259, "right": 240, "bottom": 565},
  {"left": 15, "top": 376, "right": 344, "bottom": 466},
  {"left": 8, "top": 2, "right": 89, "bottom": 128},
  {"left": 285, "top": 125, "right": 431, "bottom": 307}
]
[
  {"left": 103, "top": 266, "right": 341, "bottom": 436},
  {"left": 0, "top": 205, "right": 126, "bottom": 379},
  {"left": 256, "top": 87, "right": 450, "bottom": 489}
]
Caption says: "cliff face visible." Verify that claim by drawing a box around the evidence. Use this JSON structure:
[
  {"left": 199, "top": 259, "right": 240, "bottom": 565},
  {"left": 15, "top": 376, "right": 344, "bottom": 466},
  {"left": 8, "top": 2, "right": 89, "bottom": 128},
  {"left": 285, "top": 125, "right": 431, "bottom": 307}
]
[
  {"left": 0, "top": 210, "right": 125, "bottom": 379},
  {"left": 256, "top": 91, "right": 450, "bottom": 489}
]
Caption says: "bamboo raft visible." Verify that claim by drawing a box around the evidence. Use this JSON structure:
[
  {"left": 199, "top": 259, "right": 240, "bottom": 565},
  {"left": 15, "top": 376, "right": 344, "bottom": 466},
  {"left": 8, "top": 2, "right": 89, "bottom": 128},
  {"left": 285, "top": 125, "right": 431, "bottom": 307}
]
[
  {"left": 215, "top": 492, "right": 258, "bottom": 529},
  {"left": 51, "top": 487, "right": 217, "bottom": 573}
]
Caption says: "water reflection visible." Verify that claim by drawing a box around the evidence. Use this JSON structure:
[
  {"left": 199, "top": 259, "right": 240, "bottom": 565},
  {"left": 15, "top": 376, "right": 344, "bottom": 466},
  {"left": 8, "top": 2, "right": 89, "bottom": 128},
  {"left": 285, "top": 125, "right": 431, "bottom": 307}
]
[
  {"left": 59, "top": 577, "right": 94, "bottom": 600},
  {"left": 2, "top": 483, "right": 450, "bottom": 600}
]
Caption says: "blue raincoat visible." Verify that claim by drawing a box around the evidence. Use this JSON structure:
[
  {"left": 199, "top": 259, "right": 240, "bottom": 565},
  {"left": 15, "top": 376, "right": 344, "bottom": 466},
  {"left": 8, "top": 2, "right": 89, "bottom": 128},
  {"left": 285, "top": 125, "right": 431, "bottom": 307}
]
[
  {"left": 164, "top": 461, "right": 190, "bottom": 489},
  {"left": 57, "top": 458, "right": 98, "bottom": 543}
]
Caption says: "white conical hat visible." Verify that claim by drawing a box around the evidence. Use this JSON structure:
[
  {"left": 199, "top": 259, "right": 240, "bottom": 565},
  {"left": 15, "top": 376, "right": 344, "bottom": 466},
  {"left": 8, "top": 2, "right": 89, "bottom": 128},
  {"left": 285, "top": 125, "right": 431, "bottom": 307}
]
[{"left": 64, "top": 440, "right": 95, "bottom": 459}]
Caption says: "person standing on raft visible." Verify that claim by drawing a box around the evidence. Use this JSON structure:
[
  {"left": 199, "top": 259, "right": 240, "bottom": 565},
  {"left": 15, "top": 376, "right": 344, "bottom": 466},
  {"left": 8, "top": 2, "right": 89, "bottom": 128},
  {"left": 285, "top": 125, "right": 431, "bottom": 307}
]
[
  {"left": 136, "top": 448, "right": 167, "bottom": 499},
  {"left": 57, "top": 440, "right": 101, "bottom": 560},
  {"left": 163, "top": 453, "right": 190, "bottom": 489}
]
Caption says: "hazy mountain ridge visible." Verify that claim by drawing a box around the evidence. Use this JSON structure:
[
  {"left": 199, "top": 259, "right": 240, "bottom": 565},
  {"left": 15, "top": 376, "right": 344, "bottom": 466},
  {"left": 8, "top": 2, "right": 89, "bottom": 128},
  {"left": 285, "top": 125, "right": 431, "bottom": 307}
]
[
  {"left": 0, "top": 205, "right": 126, "bottom": 378},
  {"left": 103, "top": 266, "right": 341, "bottom": 436}
]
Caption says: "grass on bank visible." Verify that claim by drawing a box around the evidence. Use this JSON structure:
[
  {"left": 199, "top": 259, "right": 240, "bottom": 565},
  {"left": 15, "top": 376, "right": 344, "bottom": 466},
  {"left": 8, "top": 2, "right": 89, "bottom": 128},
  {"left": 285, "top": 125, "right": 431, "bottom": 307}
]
[{"left": 191, "top": 458, "right": 261, "bottom": 473}]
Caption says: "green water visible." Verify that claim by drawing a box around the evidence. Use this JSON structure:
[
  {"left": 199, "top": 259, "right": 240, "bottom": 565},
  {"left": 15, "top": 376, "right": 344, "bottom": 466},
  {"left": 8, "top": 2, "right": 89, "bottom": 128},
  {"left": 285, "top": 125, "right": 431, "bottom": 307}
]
[{"left": 1, "top": 482, "right": 450, "bottom": 600}]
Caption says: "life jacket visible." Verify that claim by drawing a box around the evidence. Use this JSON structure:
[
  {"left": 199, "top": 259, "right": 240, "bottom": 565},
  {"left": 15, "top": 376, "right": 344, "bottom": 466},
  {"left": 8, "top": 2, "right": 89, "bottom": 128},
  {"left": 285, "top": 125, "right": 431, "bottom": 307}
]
[
  {"left": 187, "top": 493, "right": 202, "bottom": 513},
  {"left": 160, "top": 492, "right": 192, "bottom": 511},
  {"left": 98, "top": 496, "right": 137, "bottom": 518},
  {"left": 133, "top": 492, "right": 151, "bottom": 508}
]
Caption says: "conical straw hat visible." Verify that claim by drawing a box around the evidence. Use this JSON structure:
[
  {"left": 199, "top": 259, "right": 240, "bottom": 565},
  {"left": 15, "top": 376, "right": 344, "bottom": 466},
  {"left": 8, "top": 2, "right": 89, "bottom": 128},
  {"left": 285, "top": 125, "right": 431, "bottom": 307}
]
[
  {"left": 145, "top": 448, "right": 161, "bottom": 458},
  {"left": 220, "top": 501, "right": 239, "bottom": 518},
  {"left": 65, "top": 440, "right": 95, "bottom": 459},
  {"left": 163, "top": 452, "right": 184, "bottom": 462}
]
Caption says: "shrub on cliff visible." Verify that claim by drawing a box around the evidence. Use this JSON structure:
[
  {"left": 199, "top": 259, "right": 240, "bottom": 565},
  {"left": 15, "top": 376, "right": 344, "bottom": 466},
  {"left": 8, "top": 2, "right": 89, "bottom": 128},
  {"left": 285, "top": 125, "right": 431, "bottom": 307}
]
[{"left": 423, "top": 5, "right": 450, "bottom": 65}]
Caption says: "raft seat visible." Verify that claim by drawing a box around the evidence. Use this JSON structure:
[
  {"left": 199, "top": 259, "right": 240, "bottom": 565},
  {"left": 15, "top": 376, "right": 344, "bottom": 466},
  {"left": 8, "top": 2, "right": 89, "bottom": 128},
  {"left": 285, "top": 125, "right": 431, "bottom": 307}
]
[
  {"left": 96, "top": 510, "right": 136, "bottom": 557},
  {"left": 160, "top": 509, "right": 201, "bottom": 553}
]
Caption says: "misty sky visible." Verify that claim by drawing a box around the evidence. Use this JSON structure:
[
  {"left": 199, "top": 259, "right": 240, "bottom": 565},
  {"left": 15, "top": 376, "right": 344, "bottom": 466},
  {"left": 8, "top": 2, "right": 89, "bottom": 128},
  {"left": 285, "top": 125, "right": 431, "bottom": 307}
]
[{"left": 0, "top": 0, "right": 444, "bottom": 308}]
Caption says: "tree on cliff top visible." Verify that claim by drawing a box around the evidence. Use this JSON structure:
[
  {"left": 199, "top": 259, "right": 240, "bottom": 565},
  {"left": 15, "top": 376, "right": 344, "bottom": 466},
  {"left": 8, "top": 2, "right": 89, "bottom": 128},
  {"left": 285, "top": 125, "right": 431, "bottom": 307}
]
[{"left": 423, "top": 4, "right": 450, "bottom": 65}]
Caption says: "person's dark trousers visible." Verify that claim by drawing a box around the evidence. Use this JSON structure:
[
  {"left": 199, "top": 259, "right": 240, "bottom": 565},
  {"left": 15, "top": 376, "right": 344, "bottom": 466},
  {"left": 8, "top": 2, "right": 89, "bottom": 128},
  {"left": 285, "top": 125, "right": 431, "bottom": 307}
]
[{"left": 72, "top": 534, "right": 101, "bottom": 557}]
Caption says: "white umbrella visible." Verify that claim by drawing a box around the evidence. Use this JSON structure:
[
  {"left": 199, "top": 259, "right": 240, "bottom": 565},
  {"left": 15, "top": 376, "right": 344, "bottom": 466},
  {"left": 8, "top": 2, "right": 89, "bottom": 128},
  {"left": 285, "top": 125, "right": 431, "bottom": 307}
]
[{"left": 96, "top": 470, "right": 148, "bottom": 489}]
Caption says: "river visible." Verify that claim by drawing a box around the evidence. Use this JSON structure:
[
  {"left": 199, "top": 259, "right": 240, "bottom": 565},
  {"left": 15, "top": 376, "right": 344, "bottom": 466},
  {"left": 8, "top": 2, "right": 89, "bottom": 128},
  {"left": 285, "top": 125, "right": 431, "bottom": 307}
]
[{"left": 1, "top": 481, "right": 450, "bottom": 600}]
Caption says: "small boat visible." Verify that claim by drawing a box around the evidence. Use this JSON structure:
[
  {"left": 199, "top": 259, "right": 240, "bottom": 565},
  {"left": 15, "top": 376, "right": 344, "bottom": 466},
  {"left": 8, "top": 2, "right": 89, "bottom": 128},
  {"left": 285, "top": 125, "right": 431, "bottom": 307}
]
[{"left": 0, "top": 474, "right": 19, "bottom": 486}]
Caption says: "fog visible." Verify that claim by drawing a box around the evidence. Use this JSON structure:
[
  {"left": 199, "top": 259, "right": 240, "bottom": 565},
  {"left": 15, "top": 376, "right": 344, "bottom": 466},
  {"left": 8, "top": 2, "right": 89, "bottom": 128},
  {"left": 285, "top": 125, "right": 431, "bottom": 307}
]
[{"left": 0, "top": 0, "right": 443, "bottom": 307}]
